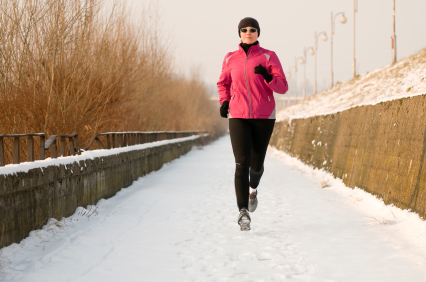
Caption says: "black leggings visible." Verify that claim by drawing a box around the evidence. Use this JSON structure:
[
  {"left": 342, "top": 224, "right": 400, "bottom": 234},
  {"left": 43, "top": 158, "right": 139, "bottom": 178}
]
[{"left": 229, "top": 118, "right": 275, "bottom": 211}]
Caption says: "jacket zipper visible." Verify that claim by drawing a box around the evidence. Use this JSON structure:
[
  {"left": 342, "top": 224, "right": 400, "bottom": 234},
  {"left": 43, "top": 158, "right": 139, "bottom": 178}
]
[
  {"left": 245, "top": 49, "right": 253, "bottom": 118},
  {"left": 268, "top": 96, "right": 270, "bottom": 101}
]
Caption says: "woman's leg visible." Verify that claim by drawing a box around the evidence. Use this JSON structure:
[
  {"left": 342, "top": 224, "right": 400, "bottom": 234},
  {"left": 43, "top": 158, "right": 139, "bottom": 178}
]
[
  {"left": 229, "top": 118, "right": 252, "bottom": 211},
  {"left": 248, "top": 119, "right": 275, "bottom": 188}
]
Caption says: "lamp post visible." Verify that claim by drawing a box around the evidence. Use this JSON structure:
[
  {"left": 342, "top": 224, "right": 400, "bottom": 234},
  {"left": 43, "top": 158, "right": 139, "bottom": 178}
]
[
  {"left": 294, "top": 56, "right": 304, "bottom": 104},
  {"left": 330, "top": 11, "right": 347, "bottom": 88},
  {"left": 291, "top": 65, "right": 297, "bottom": 107},
  {"left": 287, "top": 67, "right": 292, "bottom": 108},
  {"left": 314, "top": 31, "right": 328, "bottom": 94},
  {"left": 392, "top": 0, "right": 396, "bottom": 64},
  {"left": 301, "top": 47, "right": 315, "bottom": 99},
  {"left": 353, "top": 0, "right": 358, "bottom": 78}
]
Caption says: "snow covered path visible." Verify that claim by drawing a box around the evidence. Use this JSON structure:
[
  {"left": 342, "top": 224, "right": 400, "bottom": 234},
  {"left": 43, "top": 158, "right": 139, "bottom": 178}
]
[{"left": 2, "top": 136, "right": 426, "bottom": 281}]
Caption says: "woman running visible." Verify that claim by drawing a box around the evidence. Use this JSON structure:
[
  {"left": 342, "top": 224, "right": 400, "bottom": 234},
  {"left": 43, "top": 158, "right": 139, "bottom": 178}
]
[{"left": 217, "top": 17, "right": 288, "bottom": 231}]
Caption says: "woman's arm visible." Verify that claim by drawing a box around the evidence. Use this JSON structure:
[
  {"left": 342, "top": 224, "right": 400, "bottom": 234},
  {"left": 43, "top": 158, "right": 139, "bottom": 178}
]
[
  {"left": 217, "top": 54, "right": 232, "bottom": 105},
  {"left": 266, "top": 52, "right": 288, "bottom": 94}
]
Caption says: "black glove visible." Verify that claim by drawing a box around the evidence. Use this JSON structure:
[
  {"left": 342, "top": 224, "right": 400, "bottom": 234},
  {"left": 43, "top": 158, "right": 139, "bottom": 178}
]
[
  {"left": 254, "top": 64, "right": 273, "bottom": 83},
  {"left": 220, "top": 101, "right": 229, "bottom": 118}
]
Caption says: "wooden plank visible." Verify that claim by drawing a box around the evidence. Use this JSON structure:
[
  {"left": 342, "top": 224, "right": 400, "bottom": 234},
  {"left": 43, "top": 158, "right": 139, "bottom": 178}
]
[
  {"left": 68, "top": 137, "right": 75, "bottom": 156},
  {"left": 51, "top": 141, "right": 57, "bottom": 158},
  {"left": 60, "top": 137, "right": 65, "bottom": 157},
  {"left": 39, "top": 135, "right": 45, "bottom": 160},
  {"left": 111, "top": 134, "right": 116, "bottom": 149},
  {"left": 73, "top": 137, "right": 81, "bottom": 155},
  {"left": 27, "top": 136, "right": 34, "bottom": 162},
  {"left": 13, "top": 137, "right": 20, "bottom": 164},
  {"left": 106, "top": 134, "right": 111, "bottom": 149},
  {"left": 0, "top": 137, "right": 5, "bottom": 166}
]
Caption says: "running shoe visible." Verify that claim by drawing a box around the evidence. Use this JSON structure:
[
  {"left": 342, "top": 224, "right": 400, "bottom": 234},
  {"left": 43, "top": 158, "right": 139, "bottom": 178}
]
[
  {"left": 248, "top": 191, "right": 258, "bottom": 212},
  {"left": 238, "top": 208, "right": 251, "bottom": 231}
]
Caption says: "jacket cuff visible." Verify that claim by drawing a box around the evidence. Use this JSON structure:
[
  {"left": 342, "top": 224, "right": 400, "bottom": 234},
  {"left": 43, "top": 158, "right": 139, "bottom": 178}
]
[{"left": 265, "top": 75, "right": 275, "bottom": 85}]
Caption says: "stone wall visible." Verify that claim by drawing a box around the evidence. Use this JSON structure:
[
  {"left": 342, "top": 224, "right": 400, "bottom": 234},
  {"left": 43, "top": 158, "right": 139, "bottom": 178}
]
[
  {"left": 270, "top": 94, "right": 426, "bottom": 218},
  {"left": 0, "top": 136, "right": 207, "bottom": 248}
]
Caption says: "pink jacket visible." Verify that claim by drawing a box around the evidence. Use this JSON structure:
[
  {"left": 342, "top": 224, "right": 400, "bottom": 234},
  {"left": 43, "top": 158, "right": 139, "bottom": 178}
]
[{"left": 217, "top": 42, "right": 288, "bottom": 119}]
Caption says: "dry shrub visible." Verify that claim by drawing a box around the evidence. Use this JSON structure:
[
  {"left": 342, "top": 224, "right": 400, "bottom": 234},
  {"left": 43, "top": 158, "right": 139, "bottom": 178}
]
[{"left": 0, "top": 0, "right": 226, "bottom": 164}]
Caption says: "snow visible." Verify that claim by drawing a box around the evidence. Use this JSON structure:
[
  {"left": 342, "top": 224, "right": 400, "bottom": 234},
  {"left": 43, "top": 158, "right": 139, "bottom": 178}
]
[
  {"left": 0, "top": 135, "right": 200, "bottom": 176},
  {"left": 277, "top": 49, "right": 426, "bottom": 122},
  {"left": 1, "top": 136, "right": 426, "bottom": 281}
]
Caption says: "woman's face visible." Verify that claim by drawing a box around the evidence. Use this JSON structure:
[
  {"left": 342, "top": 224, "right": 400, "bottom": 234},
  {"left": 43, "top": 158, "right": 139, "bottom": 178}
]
[{"left": 240, "top": 26, "right": 258, "bottom": 44}]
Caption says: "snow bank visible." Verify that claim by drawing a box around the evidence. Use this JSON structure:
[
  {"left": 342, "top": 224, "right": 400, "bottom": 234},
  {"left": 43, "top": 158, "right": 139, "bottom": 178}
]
[
  {"left": 268, "top": 146, "right": 426, "bottom": 254},
  {"left": 277, "top": 48, "right": 426, "bottom": 121}
]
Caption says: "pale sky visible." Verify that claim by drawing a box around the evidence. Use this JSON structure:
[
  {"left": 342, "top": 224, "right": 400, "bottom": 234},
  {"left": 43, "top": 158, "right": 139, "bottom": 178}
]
[{"left": 128, "top": 0, "right": 426, "bottom": 96}]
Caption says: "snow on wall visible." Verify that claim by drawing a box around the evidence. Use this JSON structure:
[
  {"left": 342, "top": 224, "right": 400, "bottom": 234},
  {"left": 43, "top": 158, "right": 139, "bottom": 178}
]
[
  {"left": 277, "top": 48, "right": 426, "bottom": 122},
  {"left": 0, "top": 135, "right": 200, "bottom": 176}
]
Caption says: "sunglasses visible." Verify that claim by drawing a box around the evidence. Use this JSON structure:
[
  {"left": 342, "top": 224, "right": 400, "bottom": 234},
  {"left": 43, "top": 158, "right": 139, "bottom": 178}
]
[{"left": 240, "top": 28, "right": 257, "bottom": 33}]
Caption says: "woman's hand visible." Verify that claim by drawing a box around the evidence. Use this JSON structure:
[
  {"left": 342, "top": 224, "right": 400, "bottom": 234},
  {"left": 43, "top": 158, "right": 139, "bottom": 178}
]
[
  {"left": 220, "top": 101, "right": 229, "bottom": 118},
  {"left": 254, "top": 64, "right": 273, "bottom": 83}
]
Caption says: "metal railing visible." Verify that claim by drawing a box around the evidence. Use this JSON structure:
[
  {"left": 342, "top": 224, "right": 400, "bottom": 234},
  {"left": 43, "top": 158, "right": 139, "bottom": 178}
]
[{"left": 0, "top": 131, "right": 203, "bottom": 167}]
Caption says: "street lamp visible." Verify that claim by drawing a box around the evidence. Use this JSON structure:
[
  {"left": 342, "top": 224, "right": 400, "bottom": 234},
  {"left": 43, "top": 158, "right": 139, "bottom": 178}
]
[
  {"left": 287, "top": 67, "right": 292, "bottom": 108},
  {"left": 330, "top": 11, "right": 347, "bottom": 88},
  {"left": 392, "top": 0, "right": 397, "bottom": 64},
  {"left": 301, "top": 47, "right": 315, "bottom": 99},
  {"left": 294, "top": 56, "right": 304, "bottom": 105},
  {"left": 353, "top": 0, "right": 358, "bottom": 78},
  {"left": 314, "top": 31, "right": 328, "bottom": 94}
]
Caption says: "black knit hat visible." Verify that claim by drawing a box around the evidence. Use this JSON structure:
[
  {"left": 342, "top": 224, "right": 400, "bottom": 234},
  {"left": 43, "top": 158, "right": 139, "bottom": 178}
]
[{"left": 238, "top": 17, "right": 260, "bottom": 38}]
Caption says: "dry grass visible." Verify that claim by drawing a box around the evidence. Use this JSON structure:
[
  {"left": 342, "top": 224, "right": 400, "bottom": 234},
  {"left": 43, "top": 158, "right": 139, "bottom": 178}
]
[
  {"left": 369, "top": 209, "right": 398, "bottom": 225},
  {"left": 318, "top": 177, "right": 330, "bottom": 188},
  {"left": 32, "top": 218, "right": 75, "bottom": 247},
  {"left": 350, "top": 195, "right": 363, "bottom": 203},
  {"left": 78, "top": 205, "right": 99, "bottom": 219},
  {"left": 0, "top": 0, "right": 226, "bottom": 164}
]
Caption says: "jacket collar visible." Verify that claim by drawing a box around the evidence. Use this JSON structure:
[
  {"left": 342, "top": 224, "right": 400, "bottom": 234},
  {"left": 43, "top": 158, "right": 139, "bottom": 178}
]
[{"left": 238, "top": 41, "right": 261, "bottom": 54}]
